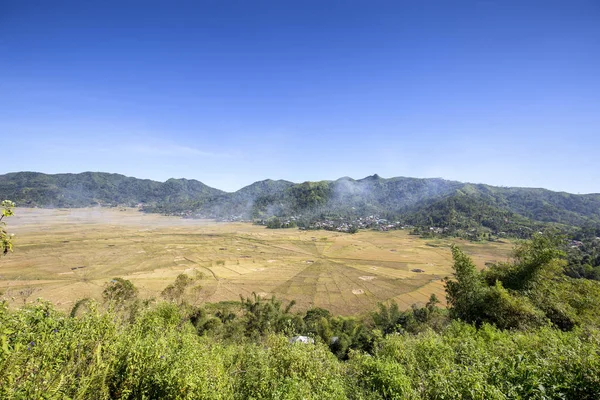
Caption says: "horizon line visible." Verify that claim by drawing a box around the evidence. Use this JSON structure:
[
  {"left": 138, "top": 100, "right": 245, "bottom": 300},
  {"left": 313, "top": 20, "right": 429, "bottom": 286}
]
[{"left": 1, "top": 170, "right": 597, "bottom": 196}]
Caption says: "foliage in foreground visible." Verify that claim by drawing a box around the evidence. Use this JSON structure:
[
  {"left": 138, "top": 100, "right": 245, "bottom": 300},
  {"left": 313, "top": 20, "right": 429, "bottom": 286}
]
[
  {"left": 446, "top": 232, "right": 600, "bottom": 331},
  {"left": 1, "top": 300, "right": 600, "bottom": 400},
  {"left": 3, "top": 218, "right": 600, "bottom": 398}
]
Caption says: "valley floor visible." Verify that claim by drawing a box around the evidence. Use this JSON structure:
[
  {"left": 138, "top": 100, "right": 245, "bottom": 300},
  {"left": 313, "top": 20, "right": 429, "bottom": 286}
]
[{"left": 1, "top": 208, "right": 513, "bottom": 315}]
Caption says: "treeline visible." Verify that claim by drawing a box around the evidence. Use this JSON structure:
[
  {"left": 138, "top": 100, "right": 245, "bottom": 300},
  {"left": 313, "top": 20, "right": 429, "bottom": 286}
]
[{"left": 2, "top": 233, "right": 600, "bottom": 398}]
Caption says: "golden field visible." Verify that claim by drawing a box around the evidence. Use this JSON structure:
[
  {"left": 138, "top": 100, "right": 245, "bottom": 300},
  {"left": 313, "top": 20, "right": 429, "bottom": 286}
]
[{"left": 0, "top": 208, "right": 514, "bottom": 315}]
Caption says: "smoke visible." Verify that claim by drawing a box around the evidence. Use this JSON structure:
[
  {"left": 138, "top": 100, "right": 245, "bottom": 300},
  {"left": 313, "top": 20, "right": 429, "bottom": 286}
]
[
  {"left": 332, "top": 177, "right": 371, "bottom": 198},
  {"left": 12, "top": 207, "right": 219, "bottom": 232}
]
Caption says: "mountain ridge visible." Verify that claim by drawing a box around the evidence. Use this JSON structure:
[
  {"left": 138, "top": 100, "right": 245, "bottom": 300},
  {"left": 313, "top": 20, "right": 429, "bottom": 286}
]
[
  {"left": 1, "top": 171, "right": 600, "bottom": 236},
  {"left": 3, "top": 170, "right": 597, "bottom": 195}
]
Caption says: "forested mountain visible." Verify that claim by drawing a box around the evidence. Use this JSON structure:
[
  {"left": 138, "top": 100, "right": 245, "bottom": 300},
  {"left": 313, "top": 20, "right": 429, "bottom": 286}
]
[
  {"left": 403, "top": 192, "right": 543, "bottom": 238},
  {"left": 0, "top": 171, "right": 224, "bottom": 208},
  {"left": 2, "top": 171, "right": 600, "bottom": 235}
]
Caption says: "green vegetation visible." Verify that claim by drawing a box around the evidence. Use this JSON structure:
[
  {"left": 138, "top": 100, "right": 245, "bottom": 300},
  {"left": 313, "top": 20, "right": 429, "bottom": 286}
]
[
  {"left": 286, "top": 181, "right": 332, "bottom": 211},
  {"left": 161, "top": 274, "right": 199, "bottom": 304},
  {"left": 2, "top": 232, "right": 600, "bottom": 397},
  {"left": 565, "top": 224, "right": 600, "bottom": 280},
  {"left": 265, "top": 217, "right": 297, "bottom": 229},
  {"left": 405, "top": 193, "right": 543, "bottom": 239},
  {"left": 102, "top": 278, "right": 138, "bottom": 304},
  {"left": 1, "top": 297, "right": 600, "bottom": 398},
  {"left": 0, "top": 200, "right": 15, "bottom": 255},
  {"left": 444, "top": 232, "right": 600, "bottom": 331},
  {"left": 567, "top": 239, "right": 600, "bottom": 280},
  {"left": 0, "top": 172, "right": 223, "bottom": 209}
]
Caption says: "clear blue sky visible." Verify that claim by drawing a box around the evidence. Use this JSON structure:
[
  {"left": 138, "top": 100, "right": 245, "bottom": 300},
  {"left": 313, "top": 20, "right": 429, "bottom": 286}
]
[{"left": 1, "top": 1, "right": 599, "bottom": 193}]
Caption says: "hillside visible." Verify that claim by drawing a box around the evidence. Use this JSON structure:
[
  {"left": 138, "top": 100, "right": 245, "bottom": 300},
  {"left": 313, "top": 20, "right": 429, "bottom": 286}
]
[
  {"left": 0, "top": 171, "right": 224, "bottom": 208},
  {"left": 1, "top": 171, "right": 600, "bottom": 235}
]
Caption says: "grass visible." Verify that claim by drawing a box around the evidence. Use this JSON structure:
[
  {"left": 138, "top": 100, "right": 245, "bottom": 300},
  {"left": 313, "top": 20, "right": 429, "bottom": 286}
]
[{"left": 0, "top": 208, "right": 514, "bottom": 315}]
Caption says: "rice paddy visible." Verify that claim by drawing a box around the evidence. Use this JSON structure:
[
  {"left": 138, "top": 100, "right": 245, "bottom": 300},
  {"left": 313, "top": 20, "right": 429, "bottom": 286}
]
[{"left": 0, "top": 208, "right": 514, "bottom": 315}]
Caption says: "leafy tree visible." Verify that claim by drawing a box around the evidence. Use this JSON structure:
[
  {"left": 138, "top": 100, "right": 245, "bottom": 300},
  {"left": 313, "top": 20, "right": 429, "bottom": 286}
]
[
  {"left": 303, "top": 307, "right": 333, "bottom": 342},
  {"left": 483, "top": 232, "right": 565, "bottom": 291},
  {"left": 477, "top": 281, "right": 546, "bottom": 330},
  {"left": 162, "top": 273, "right": 195, "bottom": 304},
  {"left": 371, "top": 296, "right": 449, "bottom": 336},
  {"left": 102, "top": 278, "right": 137, "bottom": 303},
  {"left": 0, "top": 200, "right": 15, "bottom": 256},
  {"left": 188, "top": 307, "right": 224, "bottom": 336},
  {"left": 240, "top": 293, "right": 300, "bottom": 337},
  {"left": 371, "top": 302, "right": 403, "bottom": 335},
  {"left": 266, "top": 217, "right": 282, "bottom": 229},
  {"left": 444, "top": 245, "right": 485, "bottom": 324},
  {"left": 445, "top": 243, "right": 545, "bottom": 329},
  {"left": 445, "top": 232, "right": 600, "bottom": 330},
  {"left": 327, "top": 316, "right": 374, "bottom": 359}
]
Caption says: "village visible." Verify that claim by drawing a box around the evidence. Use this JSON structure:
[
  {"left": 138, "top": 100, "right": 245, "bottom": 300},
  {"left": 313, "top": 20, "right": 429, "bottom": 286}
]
[
  {"left": 251, "top": 214, "right": 410, "bottom": 233},
  {"left": 307, "top": 215, "right": 407, "bottom": 232}
]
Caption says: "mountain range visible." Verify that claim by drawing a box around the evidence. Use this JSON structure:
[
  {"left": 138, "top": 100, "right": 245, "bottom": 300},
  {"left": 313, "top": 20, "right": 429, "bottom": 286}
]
[{"left": 2, "top": 171, "right": 600, "bottom": 236}]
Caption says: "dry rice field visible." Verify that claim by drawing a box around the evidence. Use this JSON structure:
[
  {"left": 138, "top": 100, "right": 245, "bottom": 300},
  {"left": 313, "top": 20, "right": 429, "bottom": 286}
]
[{"left": 0, "top": 208, "right": 514, "bottom": 315}]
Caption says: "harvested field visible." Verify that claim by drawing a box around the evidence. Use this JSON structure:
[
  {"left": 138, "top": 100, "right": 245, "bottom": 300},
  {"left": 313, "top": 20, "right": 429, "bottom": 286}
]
[{"left": 0, "top": 208, "right": 514, "bottom": 315}]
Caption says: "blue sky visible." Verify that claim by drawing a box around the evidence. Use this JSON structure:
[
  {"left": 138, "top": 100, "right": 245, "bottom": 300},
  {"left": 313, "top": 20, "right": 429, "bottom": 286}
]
[{"left": 1, "top": 1, "right": 599, "bottom": 193}]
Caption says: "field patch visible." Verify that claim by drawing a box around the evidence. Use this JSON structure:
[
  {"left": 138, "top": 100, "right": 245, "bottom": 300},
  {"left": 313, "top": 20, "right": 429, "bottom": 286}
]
[{"left": 1, "top": 208, "right": 514, "bottom": 315}]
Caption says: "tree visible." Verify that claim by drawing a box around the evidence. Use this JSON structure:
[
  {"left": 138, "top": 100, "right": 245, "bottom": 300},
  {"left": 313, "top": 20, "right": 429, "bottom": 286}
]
[
  {"left": 103, "top": 277, "right": 137, "bottom": 303},
  {"left": 161, "top": 273, "right": 194, "bottom": 303},
  {"left": 484, "top": 232, "right": 565, "bottom": 291},
  {"left": 240, "top": 293, "right": 299, "bottom": 337},
  {"left": 266, "top": 217, "right": 282, "bottom": 229},
  {"left": 444, "top": 245, "right": 485, "bottom": 324},
  {"left": 1, "top": 200, "right": 15, "bottom": 256},
  {"left": 445, "top": 233, "right": 583, "bottom": 330},
  {"left": 371, "top": 302, "right": 402, "bottom": 335}
]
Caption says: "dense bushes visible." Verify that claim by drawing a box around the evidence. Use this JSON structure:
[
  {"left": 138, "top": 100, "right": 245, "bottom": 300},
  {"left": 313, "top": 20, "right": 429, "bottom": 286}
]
[
  {"left": 444, "top": 232, "right": 600, "bottom": 331},
  {"left": 1, "top": 301, "right": 600, "bottom": 399},
  {"left": 360, "top": 323, "right": 600, "bottom": 399}
]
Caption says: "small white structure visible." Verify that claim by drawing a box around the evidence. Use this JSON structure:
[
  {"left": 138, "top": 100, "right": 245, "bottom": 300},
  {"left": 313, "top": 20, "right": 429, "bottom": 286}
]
[{"left": 289, "top": 336, "right": 314, "bottom": 344}]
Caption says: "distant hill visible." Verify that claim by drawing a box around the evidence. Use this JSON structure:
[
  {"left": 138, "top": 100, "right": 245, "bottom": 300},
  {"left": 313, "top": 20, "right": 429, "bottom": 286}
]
[
  {"left": 0, "top": 171, "right": 224, "bottom": 208},
  {"left": 1, "top": 171, "right": 600, "bottom": 236}
]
